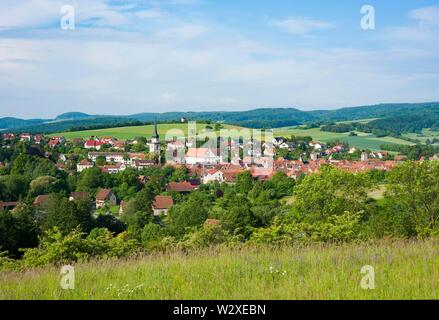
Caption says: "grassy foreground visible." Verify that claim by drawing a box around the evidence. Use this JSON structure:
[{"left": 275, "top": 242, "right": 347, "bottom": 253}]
[{"left": 1, "top": 240, "right": 438, "bottom": 300}]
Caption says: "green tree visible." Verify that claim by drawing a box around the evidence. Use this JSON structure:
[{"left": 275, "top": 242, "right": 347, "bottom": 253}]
[
  {"left": 384, "top": 161, "right": 439, "bottom": 236},
  {"left": 293, "top": 166, "right": 371, "bottom": 223}
]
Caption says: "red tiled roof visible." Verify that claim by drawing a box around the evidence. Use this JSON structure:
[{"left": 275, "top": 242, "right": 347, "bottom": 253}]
[
  {"left": 33, "top": 195, "right": 51, "bottom": 206},
  {"left": 96, "top": 189, "right": 112, "bottom": 201},
  {"left": 167, "top": 181, "right": 198, "bottom": 192},
  {"left": 152, "top": 196, "right": 174, "bottom": 209}
]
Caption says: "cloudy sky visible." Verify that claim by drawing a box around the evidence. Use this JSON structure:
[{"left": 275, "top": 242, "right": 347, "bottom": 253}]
[{"left": 0, "top": 0, "right": 438, "bottom": 118}]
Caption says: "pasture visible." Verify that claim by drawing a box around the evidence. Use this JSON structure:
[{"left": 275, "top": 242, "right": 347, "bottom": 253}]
[{"left": 50, "top": 123, "right": 243, "bottom": 140}]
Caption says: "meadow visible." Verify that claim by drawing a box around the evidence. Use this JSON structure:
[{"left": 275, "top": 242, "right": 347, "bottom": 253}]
[
  {"left": 50, "top": 123, "right": 243, "bottom": 140},
  {"left": 1, "top": 240, "right": 438, "bottom": 300},
  {"left": 50, "top": 121, "right": 435, "bottom": 151},
  {"left": 273, "top": 126, "right": 415, "bottom": 151}
]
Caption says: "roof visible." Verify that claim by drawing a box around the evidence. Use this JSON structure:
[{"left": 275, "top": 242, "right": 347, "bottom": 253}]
[
  {"left": 70, "top": 191, "right": 89, "bottom": 200},
  {"left": 79, "top": 159, "right": 93, "bottom": 165},
  {"left": 167, "top": 181, "right": 199, "bottom": 192},
  {"left": 185, "top": 148, "right": 219, "bottom": 158},
  {"left": 96, "top": 189, "right": 113, "bottom": 201},
  {"left": 152, "top": 196, "right": 174, "bottom": 209},
  {"left": 0, "top": 201, "right": 18, "bottom": 210},
  {"left": 33, "top": 195, "right": 51, "bottom": 206}
]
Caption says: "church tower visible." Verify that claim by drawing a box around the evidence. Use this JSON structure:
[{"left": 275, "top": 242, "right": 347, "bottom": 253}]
[{"left": 150, "top": 119, "right": 160, "bottom": 158}]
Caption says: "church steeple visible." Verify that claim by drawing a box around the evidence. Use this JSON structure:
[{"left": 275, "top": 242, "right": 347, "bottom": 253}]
[{"left": 152, "top": 118, "right": 159, "bottom": 140}]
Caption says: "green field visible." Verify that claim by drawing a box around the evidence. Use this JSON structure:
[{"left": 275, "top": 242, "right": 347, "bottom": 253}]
[
  {"left": 50, "top": 123, "right": 243, "bottom": 140},
  {"left": 51, "top": 122, "right": 425, "bottom": 151},
  {"left": 274, "top": 127, "right": 415, "bottom": 151},
  {"left": 1, "top": 240, "right": 437, "bottom": 299},
  {"left": 402, "top": 129, "right": 439, "bottom": 144}
]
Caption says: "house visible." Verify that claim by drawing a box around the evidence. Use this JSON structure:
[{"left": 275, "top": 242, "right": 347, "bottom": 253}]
[
  {"left": 48, "top": 137, "right": 64, "bottom": 148},
  {"left": 101, "top": 137, "right": 115, "bottom": 145},
  {"left": 112, "top": 140, "right": 126, "bottom": 150},
  {"left": 278, "top": 142, "right": 296, "bottom": 150},
  {"left": 19, "top": 133, "right": 32, "bottom": 142},
  {"left": 119, "top": 200, "right": 127, "bottom": 214},
  {"left": 167, "top": 181, "right": 199, "bottom": 193},
  {"left": 370, "top": 151, "right": 390, "bottom": 159},
  {"left": 272, "top": 137, "right": 284, "bottom": 146},
  {"left": 69, "top": 191, "right": 89, "bottom": 201},
  {"left": 95, "top": 189, "right": 117, "bottom": 208},
  {"left": 77, "top": 159, "right": 94, "bottom": 172},
  {"left": 101, "top": 163, "right": 126, "bottom": 174},
  {"left": 34, "top": 134, "right": 44, "bottom": 144},
  {"left": 309, "top": 141, "right": 324, "bottom": 150},
  {"left": 88, "top": 152, "right": 125, "bottom": 163},
  {"left": 185, "top": 148, "right": 221, "bottom": 165},
  {"left": 167, "top": 140, "right": 186, "bottom": 151},
  {"left": 132, "top": 160, "right": 156, "bottom": 169},
  {"left": 33, "top": 195, "right": 51, "bottom": 207},
  {"left": 85, "top": 140, "right": 105, "bottom": 150},
  {"left": 202, "top": 169, "right": 225, "bottom": 184},
  {"left": 0, "top": 201, "right": 18, "bottom": 212},
  {"left": 152, "top": 196, "right": 174, "bottom": 216},
  {"left": 2, "top": 133, "right": 15, "bottom": 140}
]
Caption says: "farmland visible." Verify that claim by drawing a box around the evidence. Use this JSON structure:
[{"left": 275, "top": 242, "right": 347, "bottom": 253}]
[
  {"left": 50, "top": 123, "right": 243, "bottom": 140},
  {"left": 1, "top": 240, "right": 437, "bottom": 300},
  {"left": 273, "top": 126, "right": 415, "bottom": 151}
]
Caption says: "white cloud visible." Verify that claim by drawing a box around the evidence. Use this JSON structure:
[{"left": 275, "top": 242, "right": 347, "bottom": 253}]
[
  {"left": 409, "top": 6, "right": 439, "bottom": 28},
  {"left": 384, "top": 6, "right": 439, "bottom": 43},
  {"left": 272, "top": 17, "right": 333, "bottom": 35},
  {"left": 135, "top": 9, "right": 166, "bottom": 19}
]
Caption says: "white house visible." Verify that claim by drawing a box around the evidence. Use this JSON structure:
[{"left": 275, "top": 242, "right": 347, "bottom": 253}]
[
  {"left": 202, "top": 169, "right": 225, "bottom": 184},
  {"left": 88, "top": 152, "right": 125, "bottom": 163},
  {"left": 77, "top": 159, "right": 94, "bottom": 172},
  {"left": 185, "top": 148, "right": 222, "bottom": 165},
  {"left": 310, "top": 142, "right": 324, "bottom": 150}
]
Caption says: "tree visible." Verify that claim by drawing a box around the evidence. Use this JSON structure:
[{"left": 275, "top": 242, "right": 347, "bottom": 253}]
[
  {"left": 43, "top": 194, "right": 94, "bottom": 234},
  {"left": 235, "top": 171, "right": 254, "bottom": 194},
  {"left": 0, "top": 175, "right": 28, "bottom": 201},
  {"left": 267, "top": 171, "right": 295, "bottom": 198},
  {"left": 293, "top": 166, "right": 371, "bottom": 223},
  {"left": 29, "top": 176, "right": 63, "bottom": 196},
  {"left": 76, "top": 167, "right": 103, "bottom": 193},
  {"left": 167, "top": 192, "right": 210, "bottom": 238},
  {"left": 384, "top": 161, "right": 439, "bottom": 236},
  {"left": 0, "top": 203, "right": 39, "bottom": 257},
  {"left": 141, "top": 223, "right": 166, "bottom": 250}
]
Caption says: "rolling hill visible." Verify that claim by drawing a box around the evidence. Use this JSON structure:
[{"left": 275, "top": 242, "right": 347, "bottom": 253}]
[{"left": 2, "top": 102, "right": 439, "bottom": 134}]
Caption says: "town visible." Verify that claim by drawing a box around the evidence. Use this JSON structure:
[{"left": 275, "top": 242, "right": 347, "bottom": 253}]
[{"left": 1, "top": 120, "right": 422, "bottom": 215}]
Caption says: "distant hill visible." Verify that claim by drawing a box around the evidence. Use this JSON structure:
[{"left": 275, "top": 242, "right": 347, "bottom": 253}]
[
  {"left": 55, "top": 112, "right": 97, "bottom": 121},
  {"left": 1, "top": 102, "right": 438, "bottom": 134}
]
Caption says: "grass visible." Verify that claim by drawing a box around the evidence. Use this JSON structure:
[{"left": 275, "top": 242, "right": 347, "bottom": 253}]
[
  {"left": 1, "top": 240, "right": 438, "bottom": 300},
  {"left": 403, "top": 129, "right": 439, "bottom": 145},
  {"left": 50, "top": 123, "right": 243, "bottom": 140},
  {"left": 274, "top": 127, "right": 415, "bottom": 151}
]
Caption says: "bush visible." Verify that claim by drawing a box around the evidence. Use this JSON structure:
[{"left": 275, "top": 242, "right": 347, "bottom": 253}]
[{"left": 19, "top": 227, "right": 138, "bottom": 267}]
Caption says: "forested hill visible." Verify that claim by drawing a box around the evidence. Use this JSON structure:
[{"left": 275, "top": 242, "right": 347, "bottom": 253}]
[{"left": 1, "top": 102, "right": 439, "bottom": 134}]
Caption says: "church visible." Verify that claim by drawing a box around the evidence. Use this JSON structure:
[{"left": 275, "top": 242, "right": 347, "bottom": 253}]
[{"left": 147, "top": 120, "right": 160, "bottom": 158}]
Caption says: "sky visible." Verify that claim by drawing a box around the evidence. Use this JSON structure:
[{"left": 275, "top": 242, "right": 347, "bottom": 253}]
[{"left": 0, "top": 0, "right": 438, "bottom": 119}]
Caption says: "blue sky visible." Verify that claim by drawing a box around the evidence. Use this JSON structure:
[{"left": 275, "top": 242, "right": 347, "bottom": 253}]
[{"left": 0, "top": 0, "right": 438, "bottom": 118}]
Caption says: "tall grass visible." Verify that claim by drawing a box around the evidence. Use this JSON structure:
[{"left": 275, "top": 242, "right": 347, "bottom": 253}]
[{"left": 1, "top": 240, "right": 438, "bottom": 300}]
